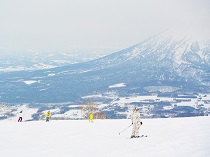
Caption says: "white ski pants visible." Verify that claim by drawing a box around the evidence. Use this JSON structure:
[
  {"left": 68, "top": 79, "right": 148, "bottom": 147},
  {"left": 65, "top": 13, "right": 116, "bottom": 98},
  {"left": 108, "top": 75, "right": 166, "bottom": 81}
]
[{"left": 132, "top": 121, "right": 140, "bottom": 137}]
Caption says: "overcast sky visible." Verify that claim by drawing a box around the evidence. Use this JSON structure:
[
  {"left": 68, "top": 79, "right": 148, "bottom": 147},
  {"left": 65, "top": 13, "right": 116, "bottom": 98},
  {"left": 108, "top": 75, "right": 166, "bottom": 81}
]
[{"left": 0, "top": 0, "right": 209, "bottom": 52}]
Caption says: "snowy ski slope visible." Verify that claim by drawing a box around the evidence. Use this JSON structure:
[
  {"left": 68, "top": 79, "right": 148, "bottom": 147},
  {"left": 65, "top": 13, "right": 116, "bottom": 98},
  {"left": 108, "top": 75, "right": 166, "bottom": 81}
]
[{"left": 0, "top": 117, "right": 210, "bottom": 157}]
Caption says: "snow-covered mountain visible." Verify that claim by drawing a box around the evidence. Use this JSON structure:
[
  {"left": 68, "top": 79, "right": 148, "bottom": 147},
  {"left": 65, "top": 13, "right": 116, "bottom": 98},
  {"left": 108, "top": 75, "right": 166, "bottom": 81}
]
[
  {"left": 0, "top": 23, "right": 210, "bottom": 104},
  {"left": 87, "top": 23, "right": 210, "bottom": 88},
  {"left": 1, "top": 117, "right": 210, "bottom": 157}
]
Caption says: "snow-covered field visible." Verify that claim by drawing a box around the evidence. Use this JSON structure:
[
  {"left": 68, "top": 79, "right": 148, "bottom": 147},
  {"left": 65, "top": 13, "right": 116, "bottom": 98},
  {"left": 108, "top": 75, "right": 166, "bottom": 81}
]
[{"left": 0, "top": 117, "right": 210, "bottom": 157}]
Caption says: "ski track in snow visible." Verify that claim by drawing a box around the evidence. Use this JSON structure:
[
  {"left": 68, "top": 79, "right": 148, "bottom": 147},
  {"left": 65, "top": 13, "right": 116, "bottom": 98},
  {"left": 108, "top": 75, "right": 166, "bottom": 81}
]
[{"left": 0, "top": 117, "right": 210, "bottom": 157}]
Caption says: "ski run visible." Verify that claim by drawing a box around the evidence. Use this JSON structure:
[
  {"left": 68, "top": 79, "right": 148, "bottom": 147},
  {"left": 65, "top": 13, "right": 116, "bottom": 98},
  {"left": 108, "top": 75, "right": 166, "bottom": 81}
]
[{"left": 0, "top": 116, "right": 210, "bottom": 157}]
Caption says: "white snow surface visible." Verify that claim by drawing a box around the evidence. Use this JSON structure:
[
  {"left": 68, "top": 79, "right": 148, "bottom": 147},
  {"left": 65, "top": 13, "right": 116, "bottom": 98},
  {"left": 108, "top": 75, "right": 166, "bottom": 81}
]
[
  {"left": 0, "top": 117, "right": 210, "bottom": 157},
  {"left": 109, "top": 83, "right": 126, "bottom": 88},
  {"left": 23, "top": 80, "right": 37, "bottom": 85}
]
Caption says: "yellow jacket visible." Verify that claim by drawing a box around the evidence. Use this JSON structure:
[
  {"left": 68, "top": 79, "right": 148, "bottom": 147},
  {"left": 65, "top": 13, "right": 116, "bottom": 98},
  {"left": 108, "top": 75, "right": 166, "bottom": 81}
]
[
  {"left": 46, "top": 112, "right": 51, "bottom": 118},
  {"left": 89, "top": 113, "right": 93, "bottom": 120}
]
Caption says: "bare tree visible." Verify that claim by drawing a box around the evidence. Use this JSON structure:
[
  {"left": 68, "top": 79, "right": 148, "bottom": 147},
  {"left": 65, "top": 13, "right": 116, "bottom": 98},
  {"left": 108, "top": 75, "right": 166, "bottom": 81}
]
[
  {"left": 80, "top": 101, "right": 106, "bottom": 119},
  {"left": 94, "top": 112, "right": 106, "bottom": 119}
]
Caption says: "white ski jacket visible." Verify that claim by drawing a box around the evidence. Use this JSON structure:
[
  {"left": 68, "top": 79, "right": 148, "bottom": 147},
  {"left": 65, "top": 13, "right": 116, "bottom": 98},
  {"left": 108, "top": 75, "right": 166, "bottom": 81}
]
[
  {"left": 18, "top": 111, "right": 24, "bottom": 117},
  {"left": 131, "top": 110, "right": 141, "bottom": 124}
]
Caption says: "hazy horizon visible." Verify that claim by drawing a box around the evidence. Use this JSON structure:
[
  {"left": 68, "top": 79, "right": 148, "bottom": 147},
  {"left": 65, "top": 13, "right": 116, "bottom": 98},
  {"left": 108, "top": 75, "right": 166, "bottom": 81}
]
[{"left": 0, "top": 0, "right": 209, "bottom": 53}]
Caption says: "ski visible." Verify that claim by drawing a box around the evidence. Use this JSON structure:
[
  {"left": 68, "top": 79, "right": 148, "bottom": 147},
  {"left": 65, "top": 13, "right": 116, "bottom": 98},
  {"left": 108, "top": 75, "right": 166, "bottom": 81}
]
[
  {"left": 138, "top": 135, "right": 147, "bottom": 138},
  {"left": 128, "top": 135, "right": 148, "bottom": 139}
]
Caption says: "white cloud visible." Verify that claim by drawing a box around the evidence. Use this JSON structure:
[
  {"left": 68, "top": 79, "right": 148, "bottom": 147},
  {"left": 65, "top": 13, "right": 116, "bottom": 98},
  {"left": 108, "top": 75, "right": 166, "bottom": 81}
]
[{"left": 0, "top": 0, "right": 209, "bottom": 52}]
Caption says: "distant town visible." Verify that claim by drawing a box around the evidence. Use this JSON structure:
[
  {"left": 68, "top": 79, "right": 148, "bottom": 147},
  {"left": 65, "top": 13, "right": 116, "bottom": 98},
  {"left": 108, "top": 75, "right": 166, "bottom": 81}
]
[{"left": 1, "top": 93, "right": 209, "bottom": 121}]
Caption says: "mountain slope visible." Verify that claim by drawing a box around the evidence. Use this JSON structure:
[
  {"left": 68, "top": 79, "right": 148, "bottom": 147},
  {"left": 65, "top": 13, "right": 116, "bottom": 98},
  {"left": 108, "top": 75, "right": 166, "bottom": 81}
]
[{"left": 0, "top": 24, "right": 210, "bottom": 103}]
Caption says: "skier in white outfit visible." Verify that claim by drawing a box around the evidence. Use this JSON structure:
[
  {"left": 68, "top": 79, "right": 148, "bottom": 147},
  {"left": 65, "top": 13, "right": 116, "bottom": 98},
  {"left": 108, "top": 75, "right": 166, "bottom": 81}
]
[
  {"left": 18, "top": 110, "right": 23, "bottom": 122},
  {"left": 131, "top": 107, "right": 142, "bottom": 138}
]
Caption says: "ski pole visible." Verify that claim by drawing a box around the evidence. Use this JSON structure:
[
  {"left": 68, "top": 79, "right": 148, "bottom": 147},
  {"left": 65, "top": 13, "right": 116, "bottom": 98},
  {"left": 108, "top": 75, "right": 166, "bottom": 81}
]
[{"left": 119, "top": 124, "right": 132, "bottom": 135}]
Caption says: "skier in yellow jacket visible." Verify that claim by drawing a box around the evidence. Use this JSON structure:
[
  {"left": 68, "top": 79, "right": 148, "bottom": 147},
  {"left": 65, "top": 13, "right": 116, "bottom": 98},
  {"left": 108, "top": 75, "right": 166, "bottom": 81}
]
[
  {"left": 89, "top": 112, "right": 93, "bottom": 122},
  {"left": 46, "top": 110, "right": 51, "bottom": 122}
]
